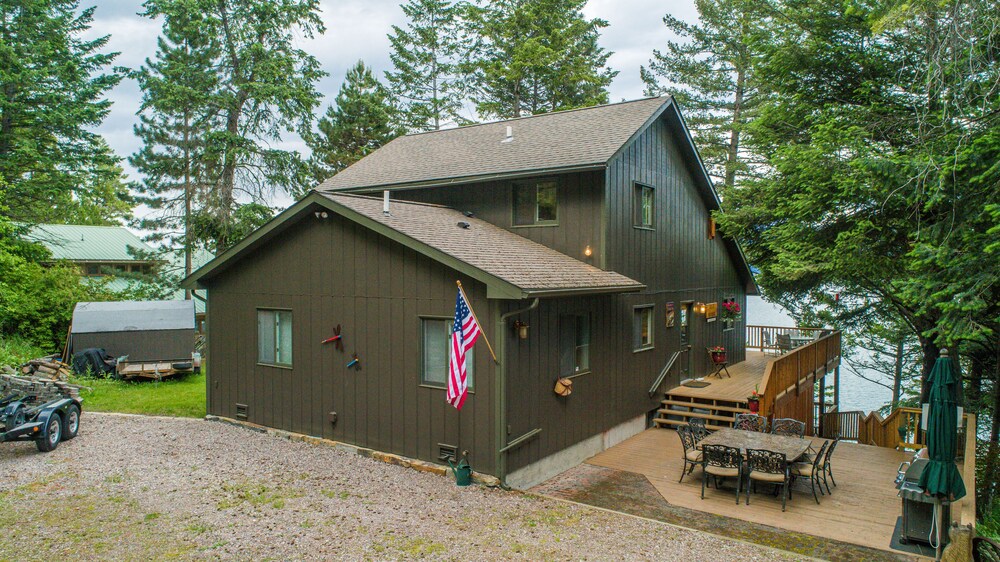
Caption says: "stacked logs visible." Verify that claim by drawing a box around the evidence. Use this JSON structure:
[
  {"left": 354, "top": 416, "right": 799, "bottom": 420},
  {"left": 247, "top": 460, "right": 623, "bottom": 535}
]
[
  {"left": 0, "top": 373, "right": 83, "bottom": 403},
  {"left": 18, "top": 357, "right": 72, "bottom": 381}
]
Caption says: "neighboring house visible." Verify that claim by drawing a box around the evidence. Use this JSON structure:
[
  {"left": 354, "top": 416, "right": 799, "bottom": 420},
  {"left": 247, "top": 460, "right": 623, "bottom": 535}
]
[
  {"left": 25, "top": 224, "right": 160, "bottom": 282},
  {"left": 184, "top": 97, "right": 758, "bottom": 488}
]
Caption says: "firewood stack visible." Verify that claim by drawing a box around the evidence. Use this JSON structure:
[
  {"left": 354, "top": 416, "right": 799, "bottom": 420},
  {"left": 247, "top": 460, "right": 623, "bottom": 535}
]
[{"left": 19, "top": 357, "right": 73, "bottom": 381}]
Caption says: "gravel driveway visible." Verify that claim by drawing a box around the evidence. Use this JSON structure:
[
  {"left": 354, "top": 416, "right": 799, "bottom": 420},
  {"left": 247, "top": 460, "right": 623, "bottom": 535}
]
[{"left": 0, "top": 414, "right": 802, "bottom": 560}]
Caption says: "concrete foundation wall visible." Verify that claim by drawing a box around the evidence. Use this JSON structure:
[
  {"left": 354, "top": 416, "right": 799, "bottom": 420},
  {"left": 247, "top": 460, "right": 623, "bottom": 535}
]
[{"left": 506, "top": 414, "right": 647, "bottom": 489}]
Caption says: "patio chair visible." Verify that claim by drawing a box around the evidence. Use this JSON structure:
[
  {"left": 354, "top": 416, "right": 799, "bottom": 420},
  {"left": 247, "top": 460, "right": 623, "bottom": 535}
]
[
  {"left": 820, "top": 437, "right": 840, "bottom": 493},
  {"left": 771, "top": 418, "right": 806, "bottom": 438},
  {"left": 734, "top": 413, "right": 768, "bottom": 433},
  {"left": 676, "top": 425, "right": 702, "bottom": 483},
  {"left": 790, "top": 440, "right": 829, "bottom": 504},
  {"left": 776, "top": 333, "right": 793, "bottom": 354},
  {"left": 701, "top": 444, "right": 743, "bottom": 504},
  {"left": 746, "top": 448, "right": 792, "bottom": 512},
  {"left": 761, "top": 331, "right": 776, "bottom": 356},
  {"left": 688, "top": 418, "right": 710, "bottom": 442}
]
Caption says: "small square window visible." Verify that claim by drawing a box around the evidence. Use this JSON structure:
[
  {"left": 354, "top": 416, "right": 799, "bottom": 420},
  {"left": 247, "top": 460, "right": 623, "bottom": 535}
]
[
  {"left": 258, "top": 309, "right": 292, "bottom": 367},
  {"left": 633, "top": 305, "right": 654, "bottom": 350},
  {"left": 635, "top": 183, "right": 654, "bottom": 228},
  {"left": 421, "top": 318, "right": 474, "bottom": 389},
  {"left": 513, "top": 180, "right": 558, "bottom": 225},
  {"left": 560, "top": 314, "right": 591, "bottom": 375}
]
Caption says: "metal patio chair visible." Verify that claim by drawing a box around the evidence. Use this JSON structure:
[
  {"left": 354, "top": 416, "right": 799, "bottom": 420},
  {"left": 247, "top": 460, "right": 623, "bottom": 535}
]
[
  {"left": 790, "top": 440, "right": 829, "bottom": 504},
  {"left": 820, "top": 436, "right": 840, "bottom": 493},
  {"left": 701, "top": 444, "right": 743, "bottom": 504},
  {"left": 771, "top": 418, "right": 806, "bottom": 438},
  {"left": 776, "top": 333, "right": 793, "bottom": 354},
  {"left": 746, "top": 448, "right": 792, "bottom": 512},
  {"left": 734, "top": 413, "right": 768, "bottom": 433},
  {"left": 677, "top": 425, "right": 702, "bottom": 483},
  {"left": 688, "top": 418, "right": 710, "bottom": 442}
]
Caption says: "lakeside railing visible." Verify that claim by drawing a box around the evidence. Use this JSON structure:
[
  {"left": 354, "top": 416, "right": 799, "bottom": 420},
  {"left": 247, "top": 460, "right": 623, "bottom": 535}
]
[
  {"left": 746, "top": 324, "right": 827, "bottom": 352},
  {"left": 757, "top": 331, "right": 842, "bottom": 428}
]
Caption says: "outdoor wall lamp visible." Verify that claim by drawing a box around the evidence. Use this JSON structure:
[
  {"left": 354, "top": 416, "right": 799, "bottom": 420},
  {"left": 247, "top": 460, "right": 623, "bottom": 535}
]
[
  {"left": 584, "top": 245, "right": 593, "bottom": 257},
  {"left": 695, "top": 302, "right": 706, "bottom": 314},
  {"left": 512, "top": 320, "right": 529, "bottom": 340}
]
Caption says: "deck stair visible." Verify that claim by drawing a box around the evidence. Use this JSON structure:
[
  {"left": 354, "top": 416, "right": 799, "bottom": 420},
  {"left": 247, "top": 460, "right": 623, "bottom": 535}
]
[{"left": 653, "top": 394, "right": 750, "bottom": 431}]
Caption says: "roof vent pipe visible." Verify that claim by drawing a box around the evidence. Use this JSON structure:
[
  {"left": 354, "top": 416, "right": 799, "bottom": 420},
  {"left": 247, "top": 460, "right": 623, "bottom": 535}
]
[
  {"left": 383, "top": 190, "right": 390, "bottom": 216},
  {"left": 502, "top": 125, "right": 513, "bottom": 143}
]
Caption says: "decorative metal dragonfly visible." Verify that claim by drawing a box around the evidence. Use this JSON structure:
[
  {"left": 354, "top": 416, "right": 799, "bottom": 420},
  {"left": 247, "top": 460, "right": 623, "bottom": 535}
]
[
  {"left": 346, "top": 353, "right": 361, "bottom": 371},
  {"left": 322, "top": 324, "right": 344, "bottom": 351}
]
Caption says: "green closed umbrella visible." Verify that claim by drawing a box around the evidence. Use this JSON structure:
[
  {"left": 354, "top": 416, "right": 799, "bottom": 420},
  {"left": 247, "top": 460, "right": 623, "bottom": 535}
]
[{"left": 917, "top": 350, "right": 966, "bottom": 500}]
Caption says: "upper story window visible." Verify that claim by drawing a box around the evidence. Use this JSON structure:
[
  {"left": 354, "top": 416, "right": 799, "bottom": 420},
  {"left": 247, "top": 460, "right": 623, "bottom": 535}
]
[
  {"left": 633, "top": 304, "right": 654, "bottom": 351},
  {"left": 634, "top": 182, "right": 655, "bottom": 228},
  {"left": 258, "top": 309, "right": 293, "bottom": 367},
  {"left": 513, "top": 179, "right": 558, "bottom": 226},
  {"left": 560, "top": 314, "right": 591, "bottom": 376},
  {"left": 421, "top": 317, "right": 474, "bottom": 389}
]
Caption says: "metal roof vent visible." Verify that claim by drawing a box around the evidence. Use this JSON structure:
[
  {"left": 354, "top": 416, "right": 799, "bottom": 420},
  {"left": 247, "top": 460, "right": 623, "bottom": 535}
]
[
  {"left": 457, "top": 221, "right": 471, "bottom": 229},
  {"left": 383, "top": 190, "right": 391, "bottom": 216},
  {"left": 501, "top": 125, "right": 513, "bottom": 143}
]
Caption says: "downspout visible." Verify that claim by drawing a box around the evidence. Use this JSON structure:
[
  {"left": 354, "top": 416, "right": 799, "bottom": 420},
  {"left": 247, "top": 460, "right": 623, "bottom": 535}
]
[{"left": 495, "top": 297, "right": 539, "bottom": 489}]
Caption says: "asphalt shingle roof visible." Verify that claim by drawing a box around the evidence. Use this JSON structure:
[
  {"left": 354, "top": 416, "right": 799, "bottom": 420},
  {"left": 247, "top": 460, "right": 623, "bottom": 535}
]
[
  {"left": 319, "top": 97, "right": 669, "bottom": 191},
  {"left": 319, "top": 193, "right": 643, "bottom": 294},
  {"left": 25, "top": 224, "right": 157, "bottom": 262}
]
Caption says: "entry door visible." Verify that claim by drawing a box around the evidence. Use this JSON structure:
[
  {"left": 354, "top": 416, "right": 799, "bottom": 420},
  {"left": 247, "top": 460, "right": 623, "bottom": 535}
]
[{"left": 679, "top": 302, "right": 694, "bottom": 378}]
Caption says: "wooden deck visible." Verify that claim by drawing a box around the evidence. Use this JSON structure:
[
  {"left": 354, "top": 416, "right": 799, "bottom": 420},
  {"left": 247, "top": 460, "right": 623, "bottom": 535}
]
[
  {"left": 668, "top": 350, "right": 773, "bottom": 403},
  {"left": 587, "top": 427, "right": 910, "bottom": 553}
]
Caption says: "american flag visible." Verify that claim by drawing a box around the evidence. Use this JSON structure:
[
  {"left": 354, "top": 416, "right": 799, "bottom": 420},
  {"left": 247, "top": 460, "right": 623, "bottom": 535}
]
[{"left": 446, "top": 288, "right": 480, "bottom": 410}]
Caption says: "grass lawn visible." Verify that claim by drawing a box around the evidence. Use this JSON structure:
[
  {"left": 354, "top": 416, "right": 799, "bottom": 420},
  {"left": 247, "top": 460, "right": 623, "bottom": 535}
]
[{"left": 74, "top": 371, "right": 207, "bottom": 418}]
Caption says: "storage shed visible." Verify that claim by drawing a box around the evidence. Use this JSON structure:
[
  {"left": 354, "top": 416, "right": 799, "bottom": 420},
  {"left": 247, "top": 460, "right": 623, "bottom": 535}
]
[{"left": 71, "top": 300, "right": 196, "bottom": 362}]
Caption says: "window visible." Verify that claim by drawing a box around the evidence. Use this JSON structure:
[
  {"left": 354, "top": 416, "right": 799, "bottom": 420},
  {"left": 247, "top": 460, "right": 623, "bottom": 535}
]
[
  {"left": 633, "top": 305, "right": 654, "bottom": 350},
  {"left": 560, "top": 314, "right": 591, "bottom": 375},
  {"left": 513, "top": 179, "right": 558, "bottom": 225},
  {"left": 421, "top": 318, "right": 474, "bottom": 389},
  {"left": 258, "top": 309, "right": 292, "bottom": 367},
  {"left": 634, "top": 183, "right": 655, "bottom": 228}
]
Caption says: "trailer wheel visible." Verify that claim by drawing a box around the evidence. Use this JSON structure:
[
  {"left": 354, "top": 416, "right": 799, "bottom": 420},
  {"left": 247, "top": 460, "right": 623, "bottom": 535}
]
[
  {"left": 63, "top": 405, "right": 80, "bottom": 440},
  {"left": 36, "top": 414, "right": 62, "bottom": 452}
]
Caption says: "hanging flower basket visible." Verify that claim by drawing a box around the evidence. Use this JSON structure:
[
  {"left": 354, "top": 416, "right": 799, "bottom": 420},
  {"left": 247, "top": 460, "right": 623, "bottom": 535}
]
[{"left": 721, "top": 300, "right": 742, "bottom": 322}]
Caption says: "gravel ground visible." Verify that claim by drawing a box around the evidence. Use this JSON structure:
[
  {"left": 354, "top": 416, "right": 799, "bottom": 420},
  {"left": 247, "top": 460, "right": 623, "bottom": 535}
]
[{"left": 0, "top": 414, "right": 804, "bottom": 560}]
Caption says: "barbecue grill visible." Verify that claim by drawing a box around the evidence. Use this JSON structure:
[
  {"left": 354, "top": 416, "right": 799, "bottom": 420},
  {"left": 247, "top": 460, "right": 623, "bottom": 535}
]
[{"left": 895, "top": 457, "right": 950, "bottom": 547}]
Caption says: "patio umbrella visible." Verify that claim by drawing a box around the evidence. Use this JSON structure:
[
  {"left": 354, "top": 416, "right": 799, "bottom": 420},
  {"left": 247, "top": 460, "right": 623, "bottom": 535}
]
[{"left": 917, "top": 349, "right": 966, "bottom": 501}]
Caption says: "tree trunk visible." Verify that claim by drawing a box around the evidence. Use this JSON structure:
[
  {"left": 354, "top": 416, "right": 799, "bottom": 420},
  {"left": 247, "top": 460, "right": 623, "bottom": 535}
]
[
  {"left": 979, "top": 341, "right": 1000, "bottom": 518},
  {"left": 918, "top": 334, "right": 940, "bottom": 402},
  {"left": 892, "top": 339, "right": 903, "bottom": 409},
  {"left": 725, "top": 67, "right": 745, "bottom": 190}
]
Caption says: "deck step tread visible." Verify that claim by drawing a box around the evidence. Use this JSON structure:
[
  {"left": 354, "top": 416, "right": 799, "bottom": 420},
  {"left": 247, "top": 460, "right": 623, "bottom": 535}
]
[
  {"left": 655, "top": 409, "right": 735, "bottom": 423},
  {"left": 660, "top": 399, "right": 750, "bottom": 413},
  {"left": 653, "top": 418, "right": 730, "bottom": 431}
]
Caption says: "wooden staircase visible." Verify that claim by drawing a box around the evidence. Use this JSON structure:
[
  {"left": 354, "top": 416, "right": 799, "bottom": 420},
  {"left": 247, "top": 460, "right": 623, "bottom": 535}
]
[{"left": 653, "top": 394, "right": 751, "bottom": 431}]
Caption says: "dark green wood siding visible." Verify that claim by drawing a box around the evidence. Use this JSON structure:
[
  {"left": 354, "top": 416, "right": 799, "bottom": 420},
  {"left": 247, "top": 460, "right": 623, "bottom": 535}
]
[
  {"left": 204, "top": 210, "right": 497, "bottom": 474},
  {"left": 393, "top": 170, "right": 604, "bottom": 265}
]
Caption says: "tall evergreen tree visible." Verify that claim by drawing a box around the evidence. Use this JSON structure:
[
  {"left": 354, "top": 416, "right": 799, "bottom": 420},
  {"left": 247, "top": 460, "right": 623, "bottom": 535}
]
[
  {"left": 131, "top": 5, "right": 221, "bottom": 287},
  {"left": 308, "top": 61, "right": 401, "bottom": 179},
  {"left": 464, "top": 0, "right": 617, "bottom": 119},
  {"left": 640, "top": 0, "right": 770, "bottom": 190},
  {"left": 386, "top": 0, "right": 467, "bottom": 132},
  {"left": 138, "top": 0, "right": 327, "bottom": 252},
  {"left": 0, "top": 0, "right": 125, "bottom": 223}
]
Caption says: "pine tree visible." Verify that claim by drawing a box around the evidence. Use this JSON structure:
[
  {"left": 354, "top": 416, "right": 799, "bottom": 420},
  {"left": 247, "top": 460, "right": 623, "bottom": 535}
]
[
  {"left": 465, "top": 0, "right": 616, "bottom": 119},
  {"left": 0, "top": 0, "right": 125, "bottom": 223},
  {"left": 138, "top": 0, "right": 327, "bottom": 252},
  {"left": 131, "top": 6, "right": 221, "bottom": 286},
  {"left": 386, "top": 0, "right": 467, "bottom": 132},
  {"left": 640, "top": 0, "right": 770, "bottom": 191},
  {"left": 308, "top": 61, "right": 401, "bottom": 179}
]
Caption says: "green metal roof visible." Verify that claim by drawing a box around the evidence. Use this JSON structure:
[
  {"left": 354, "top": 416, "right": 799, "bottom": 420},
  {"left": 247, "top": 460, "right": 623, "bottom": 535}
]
[{"left": 24, "top": 224, "right": 157, "bottom": 262}]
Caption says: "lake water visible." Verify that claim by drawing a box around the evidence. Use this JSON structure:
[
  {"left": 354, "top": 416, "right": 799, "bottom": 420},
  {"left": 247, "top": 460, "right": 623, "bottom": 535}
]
[{"left": 747, "top": 296, "right": 892, "bottom": 414}]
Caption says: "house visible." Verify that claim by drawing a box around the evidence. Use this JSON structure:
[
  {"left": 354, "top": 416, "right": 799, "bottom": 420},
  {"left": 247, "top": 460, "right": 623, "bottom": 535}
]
[{"left": 184, "top": 97, "right": 758, "bottom": 488}]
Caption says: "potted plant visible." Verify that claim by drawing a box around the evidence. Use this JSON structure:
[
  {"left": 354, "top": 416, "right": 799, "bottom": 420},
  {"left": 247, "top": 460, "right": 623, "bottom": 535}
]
[
  {"left": 747, "top": 386, "right": 761, "bottom": 414},
  {"left": 708, "top": 345, "right": 727, "bottom": 364},
  {"left": 721, "top": 300, "right": 742, "bottom": 322}
]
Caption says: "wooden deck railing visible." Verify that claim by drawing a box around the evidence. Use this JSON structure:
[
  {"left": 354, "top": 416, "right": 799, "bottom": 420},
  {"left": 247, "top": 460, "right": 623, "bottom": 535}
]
[
  {"left": 825, "top": 407, "right": 924, "bottom": 449},
  {"left": 746, "top": 325, "right": 827, "bottom": 352},
  {"left": 758, "top": 331, "right": 841, "bottom": 428}
]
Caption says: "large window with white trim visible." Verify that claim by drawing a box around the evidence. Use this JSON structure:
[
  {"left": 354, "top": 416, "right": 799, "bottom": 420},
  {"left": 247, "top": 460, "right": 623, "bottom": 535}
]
[
  {"left": 420, "top": 318, "right": 474, "bottom": 389},
  {"left": 257, "top": 309, "right": 292, "bottom": 367},
  {"left": 513, "top": 179, "right": 558, "bottom": 226}
]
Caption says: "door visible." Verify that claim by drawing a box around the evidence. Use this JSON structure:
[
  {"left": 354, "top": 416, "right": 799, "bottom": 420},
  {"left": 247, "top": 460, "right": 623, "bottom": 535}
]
[{"left": 679, "top": 302, "right": 694, "bottom": 378}]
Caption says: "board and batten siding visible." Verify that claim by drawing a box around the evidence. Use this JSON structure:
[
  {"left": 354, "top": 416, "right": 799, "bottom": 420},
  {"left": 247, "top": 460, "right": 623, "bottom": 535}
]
[
  {"left": 204, "top": 210, "right": 497, "bottom": 474},
  {"left": 604, "top": 111, "right": 747, "bottom": 378},
  {"left": 393, "top": 170, "right": 603, "bottom": 265}
]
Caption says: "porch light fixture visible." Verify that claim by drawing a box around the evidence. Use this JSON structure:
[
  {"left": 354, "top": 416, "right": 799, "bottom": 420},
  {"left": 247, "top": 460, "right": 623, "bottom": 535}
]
[
  {"left": 695, "top": 302, "right": 706, "bottom": 314},
  {"left": 512, "top": 320, "right": 529, "bottom": 340},
  {"left": 584, "top": 245, "right": 593, "bottom": 257}
]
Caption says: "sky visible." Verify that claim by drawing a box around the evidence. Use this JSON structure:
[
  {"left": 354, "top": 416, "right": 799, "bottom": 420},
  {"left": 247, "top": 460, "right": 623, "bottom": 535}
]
[{"left": 88, "top": 0, "right": 697, "bottom": 197}]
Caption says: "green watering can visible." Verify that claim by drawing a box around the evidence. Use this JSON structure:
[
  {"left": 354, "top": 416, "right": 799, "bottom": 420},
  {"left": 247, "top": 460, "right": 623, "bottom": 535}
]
[{"left": 448, "top": 452, "right": 472, "bottom": 486}]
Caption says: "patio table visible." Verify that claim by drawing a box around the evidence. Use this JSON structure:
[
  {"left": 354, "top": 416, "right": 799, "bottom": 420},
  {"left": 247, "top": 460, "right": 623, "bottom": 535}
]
[
  {"left": 789, "top": 335, "right": 814, "bottom": 347},
  {"left": 698, "top": 428, "right": 812, "bottom": 462}
]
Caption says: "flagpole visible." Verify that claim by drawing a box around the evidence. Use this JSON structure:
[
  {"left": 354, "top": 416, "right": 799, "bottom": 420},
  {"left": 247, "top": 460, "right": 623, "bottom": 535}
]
[{"left": 457, "top": 280, "right": 498, "bottom": 364}]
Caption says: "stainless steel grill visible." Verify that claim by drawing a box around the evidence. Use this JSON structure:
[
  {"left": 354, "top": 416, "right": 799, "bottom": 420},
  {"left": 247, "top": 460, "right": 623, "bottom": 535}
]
[{"left": 894, "top": 457, "right": 950, "bottom": 547}]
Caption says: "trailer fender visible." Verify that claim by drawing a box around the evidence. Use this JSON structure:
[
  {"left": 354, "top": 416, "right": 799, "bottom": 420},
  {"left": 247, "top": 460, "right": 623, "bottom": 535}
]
[{"left": 35, "top": 399, "right": 74, "bottom": 441}]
